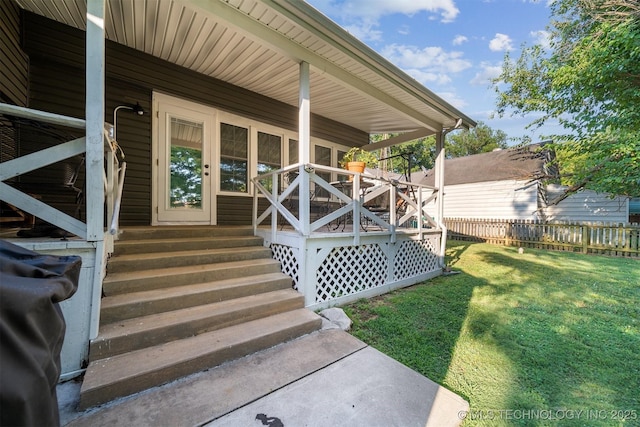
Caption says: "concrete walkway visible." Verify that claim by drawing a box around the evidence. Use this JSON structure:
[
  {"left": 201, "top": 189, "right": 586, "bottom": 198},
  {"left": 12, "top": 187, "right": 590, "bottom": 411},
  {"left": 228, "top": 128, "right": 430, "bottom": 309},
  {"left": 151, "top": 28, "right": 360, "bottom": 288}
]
[{"left": 59, "top": 326, "right": 468, "bottom": 427}]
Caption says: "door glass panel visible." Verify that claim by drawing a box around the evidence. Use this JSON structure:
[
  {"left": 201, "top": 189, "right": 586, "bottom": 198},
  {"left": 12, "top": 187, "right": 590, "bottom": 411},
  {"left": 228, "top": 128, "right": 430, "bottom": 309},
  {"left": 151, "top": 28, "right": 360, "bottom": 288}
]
[{"left": 169, "top": 117, "right": 203, "bottom": 209}]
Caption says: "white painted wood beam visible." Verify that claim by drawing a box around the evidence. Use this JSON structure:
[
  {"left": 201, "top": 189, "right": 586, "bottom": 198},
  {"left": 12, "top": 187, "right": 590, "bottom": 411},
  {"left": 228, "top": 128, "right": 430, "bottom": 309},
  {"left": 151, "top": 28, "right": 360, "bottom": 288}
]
[
  {"left": 85, "top": 0, "right": 106, "bottom": 241},
  {"left": 0, "top": 182, "right": 87, "bottom": 238},
  {"left": 299, "top": 61, "right": 311, "bottom": 236},
  {"left": 0, "top": 137, "right": 86, "bottom": 181},
  {"left": 0, "top": 103, "right": 85, "bottom": 129}
]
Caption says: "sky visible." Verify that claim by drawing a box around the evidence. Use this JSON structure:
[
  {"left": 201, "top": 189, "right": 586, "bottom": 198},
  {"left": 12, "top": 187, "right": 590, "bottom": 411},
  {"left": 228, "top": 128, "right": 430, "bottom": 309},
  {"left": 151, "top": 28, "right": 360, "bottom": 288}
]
[{"left": 306, "top": 0, "right": 559, "bottom": 144}]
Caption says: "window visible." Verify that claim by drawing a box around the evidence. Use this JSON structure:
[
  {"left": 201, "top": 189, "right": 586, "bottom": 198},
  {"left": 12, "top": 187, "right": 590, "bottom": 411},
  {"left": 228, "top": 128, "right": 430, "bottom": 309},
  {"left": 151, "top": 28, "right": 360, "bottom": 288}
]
[
  {"left": 337, "top": 149, "right": 349, "bottom": 182},
  {"left": 257, "top": 131, "right": 282, "bottom": 174},
  {"left": 220, "top": 123, "right": 248, "bottom": 193},
  {"left": 315, "top": 145, "right": 332, "bottom": 197},
  {"left": 257, "top": 131, "right": 282, "bottom": 192},
  {"left": 289, "top": 139, "right": 298, "bottom": 165}
]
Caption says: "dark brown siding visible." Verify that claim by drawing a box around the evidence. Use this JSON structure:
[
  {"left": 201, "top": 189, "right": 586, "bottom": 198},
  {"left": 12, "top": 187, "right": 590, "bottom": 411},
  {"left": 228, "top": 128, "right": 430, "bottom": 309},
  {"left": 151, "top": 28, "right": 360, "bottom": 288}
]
[
  {"left": 0, "top": 1, "right": 28, "bottom": 106},
  {"left": 21, "top": 12, "right": 367, "bottom": 226}
]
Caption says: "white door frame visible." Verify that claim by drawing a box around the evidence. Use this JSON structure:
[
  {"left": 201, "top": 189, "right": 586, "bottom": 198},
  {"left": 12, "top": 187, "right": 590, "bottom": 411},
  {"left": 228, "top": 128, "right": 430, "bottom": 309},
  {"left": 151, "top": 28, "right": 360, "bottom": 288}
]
[{"left": 152, "top": 92, "right": 217, "bottom": 225}]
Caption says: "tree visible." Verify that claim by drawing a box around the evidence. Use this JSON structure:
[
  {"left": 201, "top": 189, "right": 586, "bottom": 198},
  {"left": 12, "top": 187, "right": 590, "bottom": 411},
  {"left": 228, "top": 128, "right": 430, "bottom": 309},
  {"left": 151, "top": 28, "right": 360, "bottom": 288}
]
[
  {"left": 445, "top": 121, "right": 508, "bottom": 158},
  {"left": 493, "top": 0, "right": 640, "bottom": 197}
]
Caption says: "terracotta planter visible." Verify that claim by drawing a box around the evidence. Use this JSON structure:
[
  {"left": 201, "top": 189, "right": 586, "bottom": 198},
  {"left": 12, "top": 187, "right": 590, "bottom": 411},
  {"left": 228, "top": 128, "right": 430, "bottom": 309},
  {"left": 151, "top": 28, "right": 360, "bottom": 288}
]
[{"left": 346, "top": 161, "right": 366, "bottom": 175}]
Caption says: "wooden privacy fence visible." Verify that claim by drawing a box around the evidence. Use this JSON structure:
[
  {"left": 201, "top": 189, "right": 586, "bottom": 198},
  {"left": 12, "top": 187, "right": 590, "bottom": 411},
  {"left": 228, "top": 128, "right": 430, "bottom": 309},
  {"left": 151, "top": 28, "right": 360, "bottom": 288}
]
[{"left": 444, "top": 218, "right": 640, "bottom": 258}]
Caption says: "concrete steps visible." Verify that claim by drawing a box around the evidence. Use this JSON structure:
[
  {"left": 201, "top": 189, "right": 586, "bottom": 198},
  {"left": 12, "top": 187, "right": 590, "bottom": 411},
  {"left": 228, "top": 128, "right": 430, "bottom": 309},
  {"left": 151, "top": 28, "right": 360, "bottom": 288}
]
[{"left": 80, "top": 226, "right": 320, "bottom": 409}]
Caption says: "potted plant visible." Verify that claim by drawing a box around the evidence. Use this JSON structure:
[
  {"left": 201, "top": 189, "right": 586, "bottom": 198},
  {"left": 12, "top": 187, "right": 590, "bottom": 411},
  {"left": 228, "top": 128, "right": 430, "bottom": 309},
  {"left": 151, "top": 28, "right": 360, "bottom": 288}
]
[{"left": 339, "top": 147, "right": 378, "bottom": 175}]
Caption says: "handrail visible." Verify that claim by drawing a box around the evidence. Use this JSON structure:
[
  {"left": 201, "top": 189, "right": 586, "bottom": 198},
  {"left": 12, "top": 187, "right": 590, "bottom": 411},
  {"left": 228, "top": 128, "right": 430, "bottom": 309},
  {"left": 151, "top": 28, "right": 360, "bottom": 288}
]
[
  {"left": 0, "top": 103, "right": 85, "bottom": 129},
  {"left": 0, "top": 103, "right": 125, "bottom": 239},
  {"left": 252, "top": 162, "right": 441, "bottom": 242}
]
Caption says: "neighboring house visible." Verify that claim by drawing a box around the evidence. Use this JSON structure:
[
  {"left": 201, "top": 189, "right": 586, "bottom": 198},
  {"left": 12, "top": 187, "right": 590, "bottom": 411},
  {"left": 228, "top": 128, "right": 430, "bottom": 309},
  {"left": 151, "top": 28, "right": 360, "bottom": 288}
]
[
  {"left": 0, "top": 0, "right": 475, "bottom": 400},
  {"left": 419, "top": 144, "right": 630, "bottom": 223}
]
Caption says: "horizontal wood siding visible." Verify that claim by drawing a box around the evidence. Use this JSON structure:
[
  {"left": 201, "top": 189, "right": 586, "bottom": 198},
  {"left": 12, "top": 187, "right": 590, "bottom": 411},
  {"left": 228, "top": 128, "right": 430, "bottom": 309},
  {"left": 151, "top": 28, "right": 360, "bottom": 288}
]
[
  {"left": 544, "top": 184, "right": 629, "bottom": 223},
  {"left": 0, "top": 1, "right": 28, "bottom": 106},
  {"left": 217, "top": 196, "right": 272, "bottom": 225},
  {"left": 20, "top": 12, "right": 367, "bottom": 226},
  {"left": 423, "top": 180, "right": 540, "bottom": 220}
]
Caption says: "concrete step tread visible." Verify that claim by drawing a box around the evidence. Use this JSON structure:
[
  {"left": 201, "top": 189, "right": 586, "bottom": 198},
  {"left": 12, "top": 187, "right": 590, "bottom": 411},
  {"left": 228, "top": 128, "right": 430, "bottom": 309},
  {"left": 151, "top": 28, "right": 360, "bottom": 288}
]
[
  {"left": 80, "top": 309, "right": 322, "bottom": 407},
  {"left": 96, "top": 288, "right": 303, "bottom": 341},
  {"left": 103, "top": 258, "right": 281, "bottom": 283},
  {"left": 101, "top": 272, "right": 291, "bottom": 313},
  {"left": 109, "top": 245, "right": 270, "bottom": 263},
  {"left": 115, "top": 235, "right": 261, "bottom": 246}
]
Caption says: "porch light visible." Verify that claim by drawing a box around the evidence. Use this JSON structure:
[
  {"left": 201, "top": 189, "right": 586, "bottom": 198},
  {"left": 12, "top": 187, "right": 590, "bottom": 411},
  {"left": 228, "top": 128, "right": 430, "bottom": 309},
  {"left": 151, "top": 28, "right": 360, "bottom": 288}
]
[{"left": 112, "top": 102, "right": 145, "bottom": 141}]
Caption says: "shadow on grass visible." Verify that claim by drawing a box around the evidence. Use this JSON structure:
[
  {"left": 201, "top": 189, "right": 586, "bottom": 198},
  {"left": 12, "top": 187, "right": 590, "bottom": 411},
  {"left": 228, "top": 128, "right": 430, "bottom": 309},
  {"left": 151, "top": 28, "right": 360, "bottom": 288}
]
[
  {"left": 345, "top": 241, "right": 639, "bottom": 426},
  {"left": 344, "top": 240, "right": 485, "bottom": 402},
  {"left": 463, "top": 248, "right": 639, "bottom": 425}
]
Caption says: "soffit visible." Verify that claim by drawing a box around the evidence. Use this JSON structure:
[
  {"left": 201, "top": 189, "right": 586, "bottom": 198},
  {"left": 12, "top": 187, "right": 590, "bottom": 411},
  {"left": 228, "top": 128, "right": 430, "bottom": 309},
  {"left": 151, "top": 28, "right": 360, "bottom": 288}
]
[{"left": 14, "top": 0, "right": 475, "bottom": 135}]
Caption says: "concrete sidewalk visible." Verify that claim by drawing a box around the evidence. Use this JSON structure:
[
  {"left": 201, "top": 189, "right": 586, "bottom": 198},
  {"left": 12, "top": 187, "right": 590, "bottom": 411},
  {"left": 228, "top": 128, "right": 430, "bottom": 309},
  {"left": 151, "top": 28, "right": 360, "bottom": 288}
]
[{"left": 60, "top": 327, "right": 468, "bottom": 427}]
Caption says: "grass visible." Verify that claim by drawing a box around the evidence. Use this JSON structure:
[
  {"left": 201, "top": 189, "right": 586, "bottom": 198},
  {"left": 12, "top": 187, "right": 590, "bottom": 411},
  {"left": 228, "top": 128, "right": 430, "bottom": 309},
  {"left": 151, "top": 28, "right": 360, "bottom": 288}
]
[{"left": 344, "top": 241, "right": 640, "bottom": 426}]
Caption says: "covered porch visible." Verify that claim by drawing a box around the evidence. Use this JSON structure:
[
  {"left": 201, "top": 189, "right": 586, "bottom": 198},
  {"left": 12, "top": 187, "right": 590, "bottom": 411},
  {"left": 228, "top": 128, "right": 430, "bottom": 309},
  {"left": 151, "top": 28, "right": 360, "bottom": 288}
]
[{"left": 1, "top": 0, "right": 475, "bottom": 382}]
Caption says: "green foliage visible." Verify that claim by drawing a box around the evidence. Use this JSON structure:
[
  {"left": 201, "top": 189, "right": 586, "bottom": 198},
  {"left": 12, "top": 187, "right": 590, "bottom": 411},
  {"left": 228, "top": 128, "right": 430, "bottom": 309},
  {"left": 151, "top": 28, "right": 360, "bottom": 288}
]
[
  {"left": 170, "top": 146, "right": 202, "bottom": 207},
  {"left": 493, "top": 0, "right": 640, "bottom": 196},
  {"left": 345, "top": 241, "right": 640, "bottom": 426},
  {"left": 339, "top": 146, "right": 379, "bottom": 168},
  {"left": 445, "top": 121, "right": 508, "bottom": 158}
]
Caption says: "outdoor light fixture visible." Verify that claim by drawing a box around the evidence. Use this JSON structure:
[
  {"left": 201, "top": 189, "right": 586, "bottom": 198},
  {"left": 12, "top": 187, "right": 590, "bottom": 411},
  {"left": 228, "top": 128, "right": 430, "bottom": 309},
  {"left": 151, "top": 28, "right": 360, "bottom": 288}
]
[{"left": 112, "top": 102, "right": 145, "bottom": 141}]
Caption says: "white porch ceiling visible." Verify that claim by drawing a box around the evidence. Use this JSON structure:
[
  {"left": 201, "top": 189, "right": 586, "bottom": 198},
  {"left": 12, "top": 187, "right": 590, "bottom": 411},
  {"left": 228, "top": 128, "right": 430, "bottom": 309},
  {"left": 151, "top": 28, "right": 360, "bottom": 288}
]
[{"left": 14, "top": 0, "right": 476, "bottom": 136}]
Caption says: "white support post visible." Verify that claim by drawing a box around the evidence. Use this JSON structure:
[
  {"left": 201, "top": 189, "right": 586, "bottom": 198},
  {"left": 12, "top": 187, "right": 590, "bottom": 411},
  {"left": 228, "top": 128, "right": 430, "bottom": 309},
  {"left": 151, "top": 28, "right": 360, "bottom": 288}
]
[
  {"left": 435, "top": 130, "right": 446, "bottom": 266},
  {"left": 298, "top": 61, "right": 311, "bottom": 236},
  {"left": 85, "top": 0, "right": 105, "bottom": 241}
]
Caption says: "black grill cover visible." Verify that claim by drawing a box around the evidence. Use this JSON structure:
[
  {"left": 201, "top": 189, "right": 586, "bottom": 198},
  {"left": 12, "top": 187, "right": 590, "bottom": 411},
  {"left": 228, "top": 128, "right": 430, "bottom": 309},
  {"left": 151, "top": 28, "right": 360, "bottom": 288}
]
[{"left": 0, "top": 240, "right": 81, "bottom": 427}]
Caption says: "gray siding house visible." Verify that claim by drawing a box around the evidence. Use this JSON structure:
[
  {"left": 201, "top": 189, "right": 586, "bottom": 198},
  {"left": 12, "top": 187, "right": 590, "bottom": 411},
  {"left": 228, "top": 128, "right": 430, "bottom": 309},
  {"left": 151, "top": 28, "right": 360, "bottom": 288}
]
[{"left": 420, "top": 144, "right": 630, "bottom": 223}]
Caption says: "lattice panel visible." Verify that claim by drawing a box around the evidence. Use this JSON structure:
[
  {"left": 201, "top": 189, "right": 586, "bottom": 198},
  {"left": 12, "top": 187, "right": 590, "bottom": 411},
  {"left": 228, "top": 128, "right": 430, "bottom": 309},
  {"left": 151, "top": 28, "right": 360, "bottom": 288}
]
[
  {"left": 271, "top": 244, "right": 299, "bottom": 290},
  {"left": 316, "top": 244, "right": 387, "bottom": 303},
  {"left": 393, "top": 237, "right": 439, "bottom": 281}
]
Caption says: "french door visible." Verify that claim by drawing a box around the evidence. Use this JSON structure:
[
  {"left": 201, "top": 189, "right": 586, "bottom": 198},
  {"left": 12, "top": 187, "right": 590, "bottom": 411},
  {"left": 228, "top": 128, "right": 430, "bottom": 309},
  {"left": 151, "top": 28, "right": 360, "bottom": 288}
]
[{"left": 154, "top": 94, "right": 215, "bottom": 223}]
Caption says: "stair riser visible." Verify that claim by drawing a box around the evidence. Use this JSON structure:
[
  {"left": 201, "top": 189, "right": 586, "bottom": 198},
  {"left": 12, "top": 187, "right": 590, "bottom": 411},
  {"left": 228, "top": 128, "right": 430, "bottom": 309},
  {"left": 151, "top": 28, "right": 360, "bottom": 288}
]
[
  {"left": 108, "top": 248, "right": 272, "bottom": 273},
  {"left": 101, "top": 277, "right": 293, "bottom": 324},
  {"left": 91, "top": 295, "right": 305, "bottom": 360},
  {"left": 118, "top": 227, "right": 253, "bottom": 241},
  {"left": 103, "top": 262, "right": 283, "bottom": 295},
  {"left": 114, "top": 237, "right": 264, "bottom": 256},
  {"left": 79, "top": 316, "right": 322, "bottom": 409}
]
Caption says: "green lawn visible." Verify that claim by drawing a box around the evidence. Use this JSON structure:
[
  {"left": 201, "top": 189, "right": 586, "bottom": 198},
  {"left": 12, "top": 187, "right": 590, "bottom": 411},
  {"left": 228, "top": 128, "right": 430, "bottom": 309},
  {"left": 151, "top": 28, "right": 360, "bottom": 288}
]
[{"left": 344, "top": 241, "right": 640, "bottom": 426}]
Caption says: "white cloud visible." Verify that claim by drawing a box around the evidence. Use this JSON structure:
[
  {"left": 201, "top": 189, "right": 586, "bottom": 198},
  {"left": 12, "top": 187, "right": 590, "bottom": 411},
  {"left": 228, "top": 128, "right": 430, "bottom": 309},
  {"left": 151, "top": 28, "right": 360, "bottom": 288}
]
[
  {"left": 381, "top": 44, "right": 472, "bottom": 74},
  {"left": 530, "top": 30, "right": 551, "bottom": 50},
  {"left": 470, "top": 61, "right": 503, "bottom": 86},
  {"left": 308, "top": 0, "right": 461, "bottom": 39},
  {"left": 435, "top": 91, "right": 468, "bottom": 110},
  {"left": 405, "top": 69, "right": 452, "bottom": 85},
  {"left": 489, "top": 33, "right": 514, "bottom": 52},
  {"left": 452, "top": 35, "right": 468, "bottom": 45}
]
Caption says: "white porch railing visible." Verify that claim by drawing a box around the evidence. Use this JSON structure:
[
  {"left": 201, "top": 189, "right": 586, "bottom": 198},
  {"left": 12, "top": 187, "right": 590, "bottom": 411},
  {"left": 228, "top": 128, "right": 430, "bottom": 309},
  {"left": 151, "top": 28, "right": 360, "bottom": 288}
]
[
  {"left": 252, "top": 163, "right": 445, "bottom": 309},
  {"left": 0, "top": 103, "right": 126, "bottom": 239}
]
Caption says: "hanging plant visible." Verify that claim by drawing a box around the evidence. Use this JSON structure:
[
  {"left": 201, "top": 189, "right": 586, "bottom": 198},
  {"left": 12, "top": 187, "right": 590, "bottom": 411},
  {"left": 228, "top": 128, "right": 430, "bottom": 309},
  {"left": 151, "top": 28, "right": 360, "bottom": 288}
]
[{"left": 339, "top": 147, "right": 378, "bottom": 170}]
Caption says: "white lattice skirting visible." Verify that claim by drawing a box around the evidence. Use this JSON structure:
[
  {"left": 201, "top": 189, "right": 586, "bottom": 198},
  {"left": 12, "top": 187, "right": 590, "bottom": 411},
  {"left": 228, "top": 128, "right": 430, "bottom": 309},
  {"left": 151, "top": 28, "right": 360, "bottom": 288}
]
[{"left": 271, "top": 234, "right": 441, "bottom": 308}]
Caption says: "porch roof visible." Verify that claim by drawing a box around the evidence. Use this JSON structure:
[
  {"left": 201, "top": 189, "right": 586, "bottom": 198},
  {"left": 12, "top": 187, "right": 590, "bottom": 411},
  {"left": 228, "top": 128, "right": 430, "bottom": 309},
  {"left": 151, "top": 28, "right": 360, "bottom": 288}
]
[{"left": 14, "top": 0, "right": 475, "bottom": 139}]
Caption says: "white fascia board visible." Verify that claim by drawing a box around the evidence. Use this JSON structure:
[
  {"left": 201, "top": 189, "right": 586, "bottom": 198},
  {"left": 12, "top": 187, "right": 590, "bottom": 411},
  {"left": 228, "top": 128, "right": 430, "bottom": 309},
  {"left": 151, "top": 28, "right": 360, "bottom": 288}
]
[{"left": 361, "top": 128, "right": 436, "bottom": 151}]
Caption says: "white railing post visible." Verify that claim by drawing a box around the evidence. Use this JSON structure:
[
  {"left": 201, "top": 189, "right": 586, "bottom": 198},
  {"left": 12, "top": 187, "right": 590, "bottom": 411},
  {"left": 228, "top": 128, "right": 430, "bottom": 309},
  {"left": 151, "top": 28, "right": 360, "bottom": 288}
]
[{"left": 85, "top": 0, "right": 105, "bottom": 241}]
